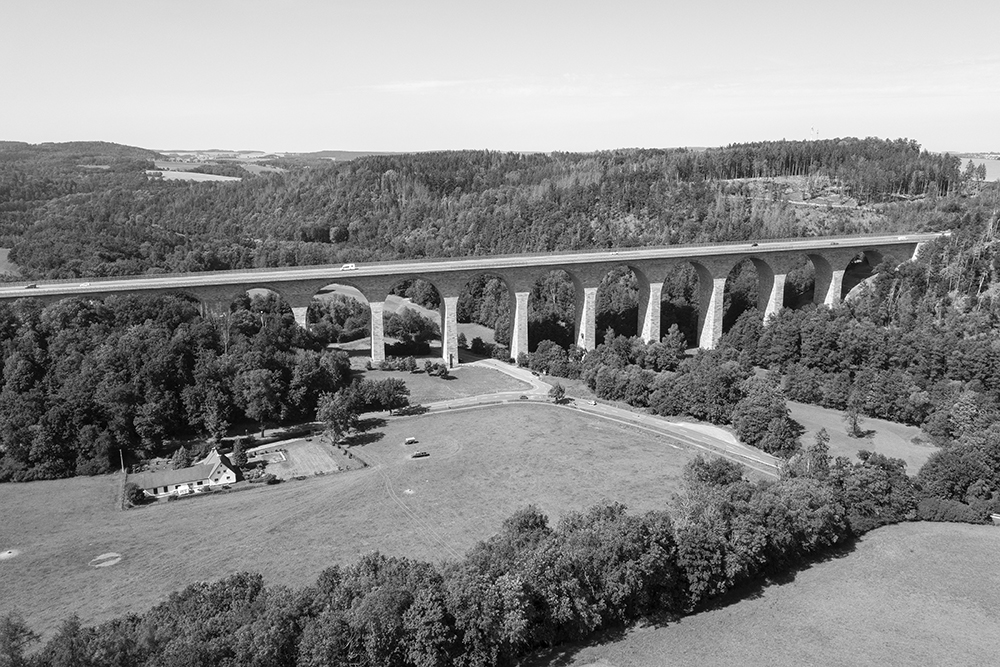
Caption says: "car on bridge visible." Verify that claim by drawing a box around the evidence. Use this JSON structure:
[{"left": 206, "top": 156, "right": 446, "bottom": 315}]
[{"left": 340, "top": 263, "right": 357, "bottom": 271}]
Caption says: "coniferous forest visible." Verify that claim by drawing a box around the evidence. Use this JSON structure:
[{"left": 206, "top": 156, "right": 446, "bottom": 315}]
[{"left": 2, "top": 138, "right": 1000, "bottom": 665}]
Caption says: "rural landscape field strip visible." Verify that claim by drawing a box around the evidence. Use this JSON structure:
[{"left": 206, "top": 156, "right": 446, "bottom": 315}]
[
  {"left": 549, "top": 523, "right": 1000, "bottom": 667},
  {"left": 0, "top": 404, "right": 702, "bottom": 635}
]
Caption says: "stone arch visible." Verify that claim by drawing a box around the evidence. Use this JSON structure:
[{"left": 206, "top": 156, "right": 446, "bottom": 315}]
[
  {"left": 768, "top": 254, "right": 820, "bottom": 310},
  {"left": 808, "top": 253, "right": 837, "bottom": 305},
  {"left": 722, "top": 257, "right": 775, "bottom": 334},
  {"left": 842, "top": 249, "right": 886, "bottom": 300},
  {"left": 306, "top": 281, "right": 373, "bottom": 356},
  {"left": 647, "top": 259, "right": 711, "bottom": 347},
  {"left": 528, "top": 268, "right": 579, "bottom": 352},
  {"left": 595, "top": 264, "right": 649, "bottom": 343},
  {"left": 378, "top": 275, "right": 445, "bottom": 361},
  {"left": 153, "top": 289, "right": 208, "bottom": 315},
  {"left": 234, "top": 284, "right": 293, "bottom": 319},
  {"left": 456, "top": 272, "right": 513, "bottom": 358}
]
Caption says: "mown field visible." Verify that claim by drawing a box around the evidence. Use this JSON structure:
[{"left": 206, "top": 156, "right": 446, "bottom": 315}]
[
  {"left": 361, "top": 363, "right": 531, "bottom": 404},
  {"left": 544, "top": 521, "right": 1000, "bottom": 667},
  {"left": 0, "top": 403, "right": 699, "bottom": 637}
]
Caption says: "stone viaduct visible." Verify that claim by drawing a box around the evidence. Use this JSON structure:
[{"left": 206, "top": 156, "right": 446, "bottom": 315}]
[{"left": 0, "top": 233, "right": 942, "bottom": 366}]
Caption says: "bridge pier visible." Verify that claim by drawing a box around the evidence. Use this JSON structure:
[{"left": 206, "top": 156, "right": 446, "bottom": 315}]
[
  {"left": 440, "top": 296, "right": 459, "bottom": 368},
  {"left": 369, "top": 301, "right": 386, "bottom": 363},
  {"left": 291, "top": 306, "right": 309, "bottom": 330},
  {"left": 575, "top": 286, "right": 598, "bottom": 350},
  {"left": 510, "top": 290, "right": 530, "bottom": 361},
  {"left": 698, "top": 275, "right": 727, "bottom": 350},
  {"left": 639, "top": 281, "right": 663, "bottom": 344},
  {"left": 760, "top": 272, "right": 786, "bottom": 322},
  {"left": 816, "top": 268, "right": 845, "bottom": 306}
]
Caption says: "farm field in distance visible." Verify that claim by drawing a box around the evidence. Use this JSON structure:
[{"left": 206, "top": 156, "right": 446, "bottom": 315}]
[
  {"left": 0, "top": 403, "right": 700, "bottom": 637},
  {"left": 542, "top": 522, "right": 1000, "bottom": 667}
]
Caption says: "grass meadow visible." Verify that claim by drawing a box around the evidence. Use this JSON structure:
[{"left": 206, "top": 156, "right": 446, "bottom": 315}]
[
  {"left": 787, "top": 400, "right": 934, "bottom": 474},
  {"left": 0, "top": 403, "right": 698, "bottom": 637},
  {"left": 362, "top": 364, "right": 531, "bottom": 404},
  {"left": 542, "top": 522, "right": 1000, "bottom": 667}
]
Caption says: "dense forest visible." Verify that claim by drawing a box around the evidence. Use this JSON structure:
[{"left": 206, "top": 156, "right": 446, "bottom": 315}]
[
  {"left": 0, "top": 138, "right": 966, "bottom": 279},
  {"left": 0, "top": 292, "right": 357, "bottom": 481}
]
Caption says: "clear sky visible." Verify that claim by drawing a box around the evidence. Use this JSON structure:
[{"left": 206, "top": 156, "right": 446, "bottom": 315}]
[{"left": 2, "top": 0, "right": 998, "bottom": 153}]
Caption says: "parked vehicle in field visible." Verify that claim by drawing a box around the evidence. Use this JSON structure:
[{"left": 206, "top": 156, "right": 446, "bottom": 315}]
[
  {"left": 404, "top": 437, "right": 418, "bottom": 445},
  {"left": 411, "top": 451, "right": 429, "bottom": 459}
]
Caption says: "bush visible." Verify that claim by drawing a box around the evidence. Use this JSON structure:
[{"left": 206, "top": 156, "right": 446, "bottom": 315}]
[
  {"left": 123, "top": 482, "right": 148, "bottom": 507},
  {"left": 249, "top": 473, "right": 277, "bottom": 485},
  {"left": 916, "top": 497, "right": 987, "bottom": 524},
  {"left": 490, "top": 344, "right": 510, "bottom": 361}
]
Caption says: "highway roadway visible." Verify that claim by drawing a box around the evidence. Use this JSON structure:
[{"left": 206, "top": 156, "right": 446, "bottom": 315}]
[{"left": 0, "top": 232, "right": 944, "bottom": 301}]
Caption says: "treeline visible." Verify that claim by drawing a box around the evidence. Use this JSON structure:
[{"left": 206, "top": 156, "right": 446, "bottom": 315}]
[
  {"left": 1, "top": 139, "right": 961, "bottom": 280},
  {"left": 697, "top": 137, "right": 960, "bottom": 199},
  {"left": 524, "top": 325, "right": 999, "bottom": 523},
  {"left": 524, "top": 330, "right": 801, "bottom": 459},
  {"left": 0, "top": 293, "right": 352, "bottom": 482},
  {"left": 719, "top": 189, "right": 1000, "bottom": 433},
  {"left": 2, "top": 448, "right": 924, "bottom": 667}
]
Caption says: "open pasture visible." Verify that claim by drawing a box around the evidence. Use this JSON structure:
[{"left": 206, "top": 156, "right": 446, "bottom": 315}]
[
  {"left": 0, "top": 404, "right": 697, "bottom": 636},
  {"left": 787, "top": 400, "right": 934, "bottom": 473},
  {"left": 359, "top": 364, "right": 531, "bottom": 404},
  {"left": 145, "top": 170, "right": 241, "bottom": 182},
  {"left": 548, "top": 522, "right": 1000, "bottom": 667}
]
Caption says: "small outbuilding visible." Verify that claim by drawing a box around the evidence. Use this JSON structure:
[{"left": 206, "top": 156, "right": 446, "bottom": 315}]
[{"left": 130, "top": 449, "right": 242, "bottom": 499}]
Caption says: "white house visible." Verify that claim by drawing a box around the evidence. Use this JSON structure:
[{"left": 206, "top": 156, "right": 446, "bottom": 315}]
[{"left": 130, "top": 449, "right": 242, "bottom": 498}]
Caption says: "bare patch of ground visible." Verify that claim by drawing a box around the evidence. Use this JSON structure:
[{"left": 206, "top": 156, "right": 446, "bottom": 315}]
[
  {"left": 255, "top": 438, "right": 362, "bottom": 478},
  {"left": 0, "top": 247, "right": 21, "bottom": 276},
  {"left": 145, "top": 170, "right": 241, "bottom": 182}
]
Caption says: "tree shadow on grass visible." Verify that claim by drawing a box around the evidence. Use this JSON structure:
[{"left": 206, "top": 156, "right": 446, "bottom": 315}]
[
  {"left": 526, "top": 625, "right": 632, "bottom": 666},
  {"left": 789, "top": 417, "right": 806, "bottom": 440},
  {"left": 355, "top": 417, "right": 386, "bottom": 432},
  {"left": 344, "top": 431, "right": 385, "bottom": 447},
  {"left": 526, "top": 537, "right": 861, "bottom": 666},
  {"left": 661, "top": 535, "right": 861, "bottom": 623}
]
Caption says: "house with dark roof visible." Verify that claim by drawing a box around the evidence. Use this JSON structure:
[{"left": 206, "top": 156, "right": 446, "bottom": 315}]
[{"left": 130, "top": 449, "right": 242, "bottom": 498}]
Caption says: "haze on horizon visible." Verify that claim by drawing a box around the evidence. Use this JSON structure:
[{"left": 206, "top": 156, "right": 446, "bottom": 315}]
[{"left": 3, "top": 0, "right": 998, "bottom": 154}]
